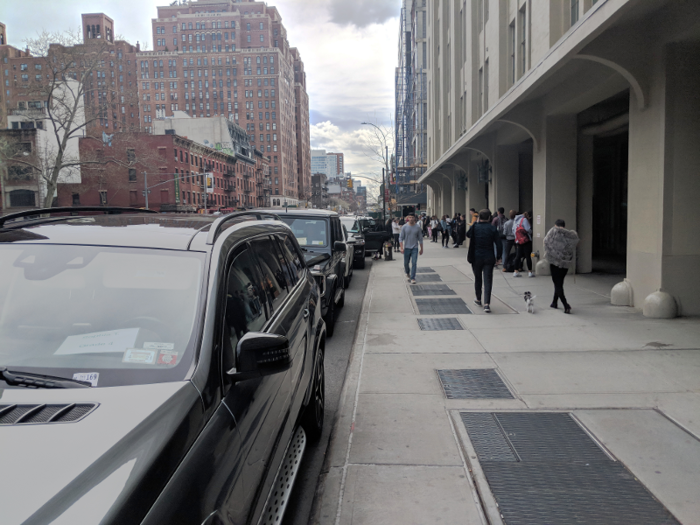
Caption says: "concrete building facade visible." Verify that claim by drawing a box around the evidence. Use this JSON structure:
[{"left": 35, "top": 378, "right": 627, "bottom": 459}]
[
  {"left": 138, "top": 0, "right": 309, "bottom": 202},
  {"left": 420, "top": 0, "right": 700, "bottom": 317}
]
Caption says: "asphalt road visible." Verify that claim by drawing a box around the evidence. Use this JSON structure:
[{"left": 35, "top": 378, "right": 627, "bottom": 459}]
[{"left": 282, "top": 257, "right": 373, "bottom": 525}]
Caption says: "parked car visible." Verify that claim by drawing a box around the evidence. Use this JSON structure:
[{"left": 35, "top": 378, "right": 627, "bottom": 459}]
[
  {"left": 340, "top": 216, "right": 366, "bottom": 269},
  {"left": 341, "top": 224, "right": 354, "bottom": 288},
  {"left": 0, "top": 207, "right": 326, "bottom": 525},
  {"left": 273, "top": 209, "right": 346, "bottom": 337},
  {"left": 357, "top": 216, "right": 392, "bottom": 257}
]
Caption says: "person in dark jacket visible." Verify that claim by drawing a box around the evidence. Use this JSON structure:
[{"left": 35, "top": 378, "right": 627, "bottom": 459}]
[{"left": 467, "top": 209, "right": 503, "bottom": 313}]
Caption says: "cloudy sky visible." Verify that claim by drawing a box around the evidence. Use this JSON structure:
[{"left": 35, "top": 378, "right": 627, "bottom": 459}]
[{"left": 1, "top": 0, "right": 400, "bottom": 193}]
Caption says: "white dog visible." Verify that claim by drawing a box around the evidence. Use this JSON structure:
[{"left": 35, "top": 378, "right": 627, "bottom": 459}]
[{"left": 524, "top": 291, "right": 536, "bottom": 313}]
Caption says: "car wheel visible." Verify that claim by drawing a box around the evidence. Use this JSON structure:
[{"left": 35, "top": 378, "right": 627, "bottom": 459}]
[
  {"left": 325, "top": 299, "right": 336, "bottom": 337},
  {"left": 337, "top": 286, "right": 345, "bottom": 308},
  {"left": 355, "top": 256, "right": 365, "bottom": 269},
  {"left": 301, "top": 347, "right": 325, "bottom": 442}
]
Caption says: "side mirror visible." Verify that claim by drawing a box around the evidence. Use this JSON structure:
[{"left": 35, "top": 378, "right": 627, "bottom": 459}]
[
  {"left": 228, "top": 332, "right": 291, "bottom": 381},
  {"left": 362, "top": 227, "right": 369, "bottom": 233},
  {"left": 334, "top": 241, "right": 347, "bottom": 252}
]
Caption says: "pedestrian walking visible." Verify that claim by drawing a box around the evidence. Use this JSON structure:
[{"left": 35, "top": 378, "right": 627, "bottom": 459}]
[
  {"left": 456, "top": 214, "right": 467, "bottom": 247},
  {"left": 467, "top": 209, "right": 503, "bottom": 313},
  {"left": 543, "top": 219, "right": 580, "bottom": 314},
  {"left": 430, "top": 216, "right": 440, "bottom": 242},
  {"left": 441, "top": 215, "right": 451, "bottom": 248},
  {"left": 501, "top": 210, "right": 516, "bottom": 271},
  {"left": 391, "top": 218, "right": 401, "bottom": 249},
  {"left": 399, "top": 213, "right": 424, "bottom": 284},
  {"left": 513, "top": 211, "right": 534, "bottom": 277}
]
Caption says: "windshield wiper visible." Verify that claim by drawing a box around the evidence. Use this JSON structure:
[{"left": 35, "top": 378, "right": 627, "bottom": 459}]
[{"left": 0, "top": 367, "right": 92, "bottom": 388}]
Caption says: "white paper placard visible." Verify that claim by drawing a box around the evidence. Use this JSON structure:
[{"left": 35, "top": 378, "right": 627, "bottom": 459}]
[{"left": 55, "top": 328, "right": 139, "bottom": 355}]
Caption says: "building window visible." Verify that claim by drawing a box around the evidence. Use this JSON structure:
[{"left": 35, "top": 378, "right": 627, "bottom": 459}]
[
  {"left": 519, "top": 6, "right": 527, "bottom": 77},
  {"left": 571, "top": 0, "right": 580, "bottom": 26},
  {"left": 128, "top": 169, "right": 137, "bottom": 182},
  {"left": 99, "top": 190, "right": 108, "bottom": 205},
  {"left": 508, "top": 21, "right": 515, "bottom": 86}
]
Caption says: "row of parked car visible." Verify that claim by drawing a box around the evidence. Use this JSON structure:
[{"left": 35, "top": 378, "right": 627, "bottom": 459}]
[{"left": 0, "top": 206, "right": 374, "bottom": 525}]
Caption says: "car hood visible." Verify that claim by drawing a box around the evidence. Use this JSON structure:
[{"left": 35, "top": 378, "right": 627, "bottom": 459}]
[
  {"left": 0, "top": 381, "right": 202, "bottom": 525},
  {"left": 303, "top": 251, "right": 330, "bottom": 267}
]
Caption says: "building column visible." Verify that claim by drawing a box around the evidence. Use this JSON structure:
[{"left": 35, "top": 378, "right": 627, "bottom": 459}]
[
  {"left": 440, "top": 174, "right": 453, "bottom": 217},
  {"left": 493, "top": 145, "right": 520, "bottom": 216},
  {"left": 532, "top": 115, "right": 578, "bottom": 275},
  {"left": 576, "top": 134, "right": 594, "bottom": 274}
]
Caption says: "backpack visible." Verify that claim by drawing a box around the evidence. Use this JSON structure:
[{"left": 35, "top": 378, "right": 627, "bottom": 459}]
[
  {"left": 496, "top": 215, "right": 507, "bottom": 238},
  {"left": 515, "top": 218, "right": 530, "bottom": 244}
]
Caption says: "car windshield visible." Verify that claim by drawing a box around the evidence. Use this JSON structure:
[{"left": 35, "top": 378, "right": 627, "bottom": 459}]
[
  {"left": 0, "top": 245, "right": 205, "bottom": 387},
  {"left": 280, "top": 217, "right": 328, "bottom": 247},
  {"left": 340, "top": 218, "right": 359, "bottom": 233}
]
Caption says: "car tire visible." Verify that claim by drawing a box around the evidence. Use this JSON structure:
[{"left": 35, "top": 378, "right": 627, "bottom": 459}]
[
  {"left": 301, "top": 347, "right": 325, "bottom": 442},
  {"left": 325, "top": 299, "right": 336, "bottom": 337},
  {"left": 355, "top": 256, "right": 365, "bottom": 269}
]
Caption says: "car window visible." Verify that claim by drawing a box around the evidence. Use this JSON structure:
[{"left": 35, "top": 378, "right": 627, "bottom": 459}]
[
  {"left": 342, "top": 225, "right": 349, "bottom": 241},
  {"left": 277, "top": 233, "right": 303, "bottom": 284},
  {"left": 341, "top": 218, "right": 359, "bottom": 232},
  {"left": 280, "top": 217, "right": 327, "bottom": 247},
  {"left": 224, "top": 248, "right": 267, "bottom": 362},
  {"left": 251, "top": 237, "right": 288, "bottom": 314},
  {"left": 0, "top": 245, "right": 204, "bottom": 387}
]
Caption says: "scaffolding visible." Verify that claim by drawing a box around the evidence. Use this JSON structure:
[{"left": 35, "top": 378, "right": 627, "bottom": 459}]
[{"left": 395, "top": 0, "right": 428, "bottom": 210}]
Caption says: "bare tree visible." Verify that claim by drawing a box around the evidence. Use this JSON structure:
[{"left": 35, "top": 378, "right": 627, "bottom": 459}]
[
  {"left": 361, "top": 119, "right": 394, "bottom": 213},
  {"left": 11, "top": 28, "right": 138, "bottom": 207}
]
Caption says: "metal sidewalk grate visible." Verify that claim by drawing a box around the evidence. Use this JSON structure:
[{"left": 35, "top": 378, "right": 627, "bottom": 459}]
[
  {"left": 410, "top": 284, "right": 456, "bottom": 296},
  {"left": 414, "top": 273, "right": 442, "bottom": 282},
  {"left": 417, "top": 318, "right": 463, "bottom": 331},
  {"left": 415, "top": 267, "right": 435, "bottom": 273},
  {"left": 437, "top": 369, "right": 513, "bottom": 399},
  {"left": 460, "top": 412, "right": 681, "bottom": 525},
  {"left": 460, "top": 413, "right": 517, "bottom": 461},
  {"left": 415, "top": 298, "right": 471, "bottom": 314}
]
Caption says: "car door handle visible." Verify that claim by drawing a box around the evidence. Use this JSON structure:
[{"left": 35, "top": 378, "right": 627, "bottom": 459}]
[{"left": 303, "top": 308, "right": 310, "bottom": 319}]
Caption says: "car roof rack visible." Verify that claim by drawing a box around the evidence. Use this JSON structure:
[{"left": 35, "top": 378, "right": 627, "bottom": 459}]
[
  {"left": 205, "top": 210, "right": 282, "bottom": 245},
  {"left": 0, "top": 206, "right": 157, "bottom": 229}
]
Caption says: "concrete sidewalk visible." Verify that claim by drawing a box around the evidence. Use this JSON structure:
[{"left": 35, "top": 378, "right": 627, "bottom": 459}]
[{"left": 312, "top": 240, "right": 700, "bottom": 525}]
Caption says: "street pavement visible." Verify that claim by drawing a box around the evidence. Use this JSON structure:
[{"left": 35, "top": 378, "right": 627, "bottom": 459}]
[{"left": 310, "top": 239, "right": 700, "bottom": 525}]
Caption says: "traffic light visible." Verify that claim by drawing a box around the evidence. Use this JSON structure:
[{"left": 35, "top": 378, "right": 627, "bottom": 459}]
[{"left": 346, "top": 178, "right": 353, "bottom": 189}]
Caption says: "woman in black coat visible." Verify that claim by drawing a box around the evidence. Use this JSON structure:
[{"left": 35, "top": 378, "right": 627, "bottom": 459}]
[{"left": 467, "top": 209, "right": 503, "bottom": 313}]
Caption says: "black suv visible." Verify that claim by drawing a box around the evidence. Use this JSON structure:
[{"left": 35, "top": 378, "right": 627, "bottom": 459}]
[
  {"left": 357, "top": 216, "right": 392, "bottom": 256},
  {"left": 0, "top": 207, "right": 325, "bottom": 525},
  {"left": 273, "top": 209, "right": 346, "bottom": 337}
]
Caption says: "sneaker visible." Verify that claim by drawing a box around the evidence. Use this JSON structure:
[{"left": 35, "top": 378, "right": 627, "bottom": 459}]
[
  {"left": 411, "top": 279, "right": 416, "bottom": 284},
  {"left": 474, "top": 299, "right": 482, "bottom": 307},
  {"left": 528, "top": 271, "right": 535, "bottom": 278},
  {"left": 406, "top": 275, "right": 411, "bottom": 282},
  {"left": 483, "top": 305, "right": 491, "bottom": 313},
  {"left": 513, "top": 271, "right": 521, "bottom": 277}
]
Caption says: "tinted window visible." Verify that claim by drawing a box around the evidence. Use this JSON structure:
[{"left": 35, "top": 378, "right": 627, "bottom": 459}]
[
  {"left": 280, "top": 234, "right": 304, "bottom": 279},
  {"left": 275, "top": 234, "right": 299, "bottom": 285},
  {"left": 251, "top": 238, "right": 288, "bottom": 313},
  {"left": 224, "top": 248, "right": 266, "bottom": 360}
]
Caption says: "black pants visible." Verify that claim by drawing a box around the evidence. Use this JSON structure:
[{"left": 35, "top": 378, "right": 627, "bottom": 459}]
[
  {"left": 502, "top": 239, "right": 514, "bottom": 262},
  {"left": 432, "top": 228, "right": 439, "bottom": 242},
  {"left": 472, "top": 259, "right": 495, "bottom": 305},
  {"left": 515, "top": 241, "right": 532, "bottom": 271},
  {"left": 393, "top": 233, "right": 400, "bottom": 249},
  {"left": 442, "top": 230, "right": 450, "bottom": 246},
  {"left": 550, "top": 264, "right": 569, "bottom": 308}
]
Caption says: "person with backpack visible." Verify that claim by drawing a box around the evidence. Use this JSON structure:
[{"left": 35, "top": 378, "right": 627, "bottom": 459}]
[
  {"left": 501, "top": 210, "right": 516, "bottom": 272},
  {"left": 513, "top": 210, "right": 534, "bottom": 278},
  {"left": 543, "top": 219, "right": 580, "bottom": 314},
  {"left": 467, "top": 209, "right": 503, "bottom": 313}
]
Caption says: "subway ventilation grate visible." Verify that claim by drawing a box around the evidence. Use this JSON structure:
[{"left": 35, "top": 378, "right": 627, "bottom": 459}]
[
  {"left": 410, "top": 284, "right": 456, "bottom": 297},
  {"left": 437, "top": 369, "right": 514, "bottom": 399},
  {"left": 460, "top": 412, "right": 681, "bottom": 525},
  {"left": 417, "top": 318, "right": 464, "bottom": 331},
  {"left": 415, "top": 298, "right": 471, "bottom": 315},
  {"left": 415, "top": 274, "right": 442, "bottom": 282},
  {"left": 415, "top": 267, "right": 436, "bottom": 273}
]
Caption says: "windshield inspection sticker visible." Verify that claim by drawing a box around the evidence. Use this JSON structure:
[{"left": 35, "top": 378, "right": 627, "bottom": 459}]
[
  {"left": 157, "top": 350, "right": 179, "bottom": 366},
  {"left": 55, "top": 328, "right": 139, "bottom": 355},
  {"left": 73, "top": 372, "right": 99, "bottom": 387},
  {"left": 144, "top": 342, "right": 175, "bottom": 350},
  {"left": 123, "top": 349, "right": 157, "bottom": 365}
]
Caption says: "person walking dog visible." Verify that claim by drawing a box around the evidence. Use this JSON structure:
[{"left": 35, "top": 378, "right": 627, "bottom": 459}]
[
  {"left": 399, "top": 213, "right": 424, "bottom": 284},
  {"left": 467, "top": 209, "right": 503, "bottom": 313},
  {"left": 543, "top": 219, "right": 580, "bottom": 314}
]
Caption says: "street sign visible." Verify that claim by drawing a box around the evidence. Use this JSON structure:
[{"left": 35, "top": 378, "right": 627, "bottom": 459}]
[{"left": 205, "top": 172, "right": 214, "bottom": 194}]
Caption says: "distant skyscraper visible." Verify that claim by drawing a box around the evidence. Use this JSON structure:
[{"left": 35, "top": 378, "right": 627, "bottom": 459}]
[{"left": 139, "top": 0, "right": 310, "bottom": 201}]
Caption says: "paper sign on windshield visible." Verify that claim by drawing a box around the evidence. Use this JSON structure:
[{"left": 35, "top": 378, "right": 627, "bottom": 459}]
[{"left": 55, "top": 328, "right": 139, "bottom": 355}]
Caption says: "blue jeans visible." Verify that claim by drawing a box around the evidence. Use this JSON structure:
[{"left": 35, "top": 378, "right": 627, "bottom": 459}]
[{"left": 403, "top": 246, "right": 419, "bottom": 279}]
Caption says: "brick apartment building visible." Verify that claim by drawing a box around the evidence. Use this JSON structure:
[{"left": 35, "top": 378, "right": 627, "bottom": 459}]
[
  {"left": 136, "top": 0, "right": 310, "bottom": 203},
  {"left": 57, "top": 131, "right": 269, "bottom": 212},
  {"left": 0, "top": 15, "right": 141, "bottom": 133}
]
